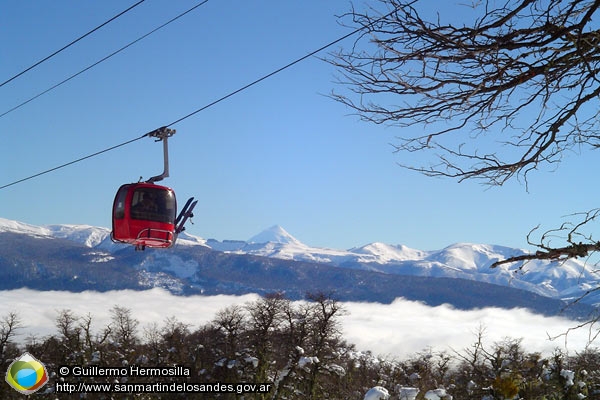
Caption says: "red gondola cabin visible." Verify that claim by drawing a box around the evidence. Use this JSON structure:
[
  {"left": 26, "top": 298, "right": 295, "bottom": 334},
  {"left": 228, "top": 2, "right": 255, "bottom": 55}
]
[{"left": 111, "top": 182, "right": 177, "bottom": 250}]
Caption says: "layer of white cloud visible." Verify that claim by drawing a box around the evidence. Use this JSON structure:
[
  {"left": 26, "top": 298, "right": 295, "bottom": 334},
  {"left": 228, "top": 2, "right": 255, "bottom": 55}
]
[
  {"left": 341, "top": 298, "right": 593, "bottom": 358},
  {"left": 0, "top": 289, "right": 594, "bottom": 359}
]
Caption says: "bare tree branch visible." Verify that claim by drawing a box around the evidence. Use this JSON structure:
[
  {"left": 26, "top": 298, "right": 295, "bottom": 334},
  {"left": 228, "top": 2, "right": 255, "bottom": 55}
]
[
  {"left": 330, "top": 0, "right": 600, "bottom": 184},
  {"left": 330, "top": 0, "right": 600, "bottom": 264},
  {"left": 492, "top": 242, "right": 600, "bottom": 267},
  {"left": 492, "top": 209, "right": 600, "bottom": 266}
]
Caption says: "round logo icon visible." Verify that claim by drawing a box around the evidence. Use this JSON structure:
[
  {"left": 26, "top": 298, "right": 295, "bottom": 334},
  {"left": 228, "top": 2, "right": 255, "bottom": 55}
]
[{"left": 5, "top": 352, "right": 49, "bottom": 394}]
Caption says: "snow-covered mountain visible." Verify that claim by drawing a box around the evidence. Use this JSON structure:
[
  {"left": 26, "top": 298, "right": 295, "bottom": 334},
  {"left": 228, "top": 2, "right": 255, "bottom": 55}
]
[
  {"left": 2, "top": 217, "right": 600, "bottom": 307},
  {"left": 0, "top": 217, "right": 111, "bottom": 247},
  {"left": 206, "top": 225, "right": 600, "bottom": 305},
  {"left": 248, "top": 225, "right": 301, "bottom": 245}
]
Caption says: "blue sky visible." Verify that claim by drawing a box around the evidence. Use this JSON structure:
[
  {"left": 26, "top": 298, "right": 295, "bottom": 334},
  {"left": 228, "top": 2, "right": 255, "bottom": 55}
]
[{"left": 1, "top": 0, "right": 596, "bottom": 251}]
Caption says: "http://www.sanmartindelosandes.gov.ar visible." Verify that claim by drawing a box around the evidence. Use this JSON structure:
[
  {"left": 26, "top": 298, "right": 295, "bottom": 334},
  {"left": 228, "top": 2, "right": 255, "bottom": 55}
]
[{"left": 5, "top": 352, "right": 49, "bottom": 394}]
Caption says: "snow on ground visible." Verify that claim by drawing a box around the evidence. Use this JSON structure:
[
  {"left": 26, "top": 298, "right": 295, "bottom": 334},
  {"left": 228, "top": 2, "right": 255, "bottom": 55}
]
[{"left": 364, "top": 386, "right": 390, "bottom": 400}]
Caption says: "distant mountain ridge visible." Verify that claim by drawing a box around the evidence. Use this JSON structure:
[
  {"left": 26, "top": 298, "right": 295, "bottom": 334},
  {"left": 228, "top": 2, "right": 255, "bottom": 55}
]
[
  {"left": 204, "top": 224, "right": 600, "bottom": 306},
  {"left": 1, "top": 217, "right": 599, "bottom": 318}
]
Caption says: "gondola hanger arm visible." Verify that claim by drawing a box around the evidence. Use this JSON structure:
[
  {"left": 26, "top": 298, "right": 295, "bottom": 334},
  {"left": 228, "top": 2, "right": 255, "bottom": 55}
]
[{"left": 146, "top": 127, "right": 176, "bottom": 184}]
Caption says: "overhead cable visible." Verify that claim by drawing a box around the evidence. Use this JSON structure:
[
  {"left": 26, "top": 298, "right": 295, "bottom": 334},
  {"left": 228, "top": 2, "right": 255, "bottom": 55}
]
[
  {"left": 166, "top": 20, "right": 366, "bottom": 127},
  {"left": 0, "top": 0, "right": 210, "bottom": 119},
  {"left": 0, "top": 135, "right": 147, "bottom": 190},
  {"left": 0, "top": 8, "right": 396, "bottom": 190},
  {"left": 0, "top": 0, "right": 147, "bottom": 88}
]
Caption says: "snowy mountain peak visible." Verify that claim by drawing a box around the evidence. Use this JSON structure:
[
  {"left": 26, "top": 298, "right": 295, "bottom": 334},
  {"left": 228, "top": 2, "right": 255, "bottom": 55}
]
[
  {"left": 0, "top": 217, "right": 111, "bottom": 248},
  {"left": 0, "top": 217, "right": 51, "bottom": 237},
  {"left": 45, "top": 224, "right": 111, "bottom": 248},
  {"left": 248, "top": 225, "right": 302, "bottom": 245},
  {"left": 351, "top": 242, "right": 428, "bottom": 262}
]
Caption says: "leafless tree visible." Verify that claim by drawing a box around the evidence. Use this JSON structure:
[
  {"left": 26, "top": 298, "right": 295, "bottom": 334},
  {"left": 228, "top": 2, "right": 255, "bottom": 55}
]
[
  {"left": 246, "top": 293, "right": 286, "bottom": 386},
  {"left": 330, "top": 0, "right": 600, "bottom": 264},
  {"left": 55, "top": 309, "right": 83, "bottom": 363},
  {"left": 0, "top": 312, "right": 21, "bottom": 360},
  {"left": 212, "top": 305, "right": 247, "bottom": 358},
  {"left": 108, "top": 305, "right": 138, "bottom": 353}
]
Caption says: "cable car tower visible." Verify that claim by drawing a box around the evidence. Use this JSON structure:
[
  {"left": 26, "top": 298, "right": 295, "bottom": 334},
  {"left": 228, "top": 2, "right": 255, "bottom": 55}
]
[{"left": 111, "top": 127, "right": 197, "bottom": 250}]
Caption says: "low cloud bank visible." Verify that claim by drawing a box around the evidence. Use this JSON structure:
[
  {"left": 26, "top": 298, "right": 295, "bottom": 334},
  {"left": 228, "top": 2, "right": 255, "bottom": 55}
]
[
  {"left": 0, "top": 289, "right": 592, "bottom": 358},
  {"left": 341, "top": 298, "right": 591, "bottom": 358}
]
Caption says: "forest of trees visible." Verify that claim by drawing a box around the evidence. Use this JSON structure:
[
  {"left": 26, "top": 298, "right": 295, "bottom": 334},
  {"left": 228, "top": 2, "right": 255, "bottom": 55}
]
[{"left": 1, "top": 292, "right": 600, "bottom": 399}]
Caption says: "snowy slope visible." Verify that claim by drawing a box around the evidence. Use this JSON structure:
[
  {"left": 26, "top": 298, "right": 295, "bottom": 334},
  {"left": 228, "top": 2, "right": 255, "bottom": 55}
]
[
  {"left": 0, "top": 217, "right": 111, "bottom": 247},
  {"left": 2, "top": 217, "right": 600, "bottom": 305},
  {"left": 351, "top": 242, "right": 428, "bottom": 262},
  {"left": 224, "top": 226, "right": 358, "bottom": 264},
  {"left": 45, "top": 224, "right": 111, "bottom": 248},
  {"left": 0, "top": 217, "right": 54, "bottom": 238},
  {"left": 248, "top": 225, "right": 301, "bottom": 245},
  {"left": 209, "top": 226, "right": 600, "bottom": 305}
]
